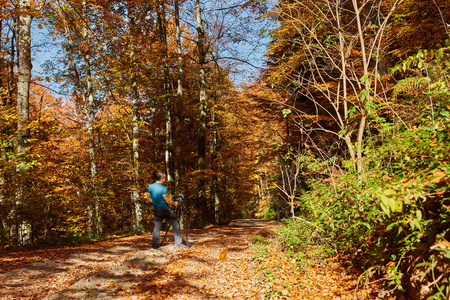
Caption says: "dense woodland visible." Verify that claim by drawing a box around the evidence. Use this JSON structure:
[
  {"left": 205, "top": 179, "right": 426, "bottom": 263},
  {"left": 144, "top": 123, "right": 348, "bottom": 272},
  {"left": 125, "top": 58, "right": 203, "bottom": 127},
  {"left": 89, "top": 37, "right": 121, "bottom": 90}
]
[{"left": 1, "top": 0, "right": 449, "bottom": 298}]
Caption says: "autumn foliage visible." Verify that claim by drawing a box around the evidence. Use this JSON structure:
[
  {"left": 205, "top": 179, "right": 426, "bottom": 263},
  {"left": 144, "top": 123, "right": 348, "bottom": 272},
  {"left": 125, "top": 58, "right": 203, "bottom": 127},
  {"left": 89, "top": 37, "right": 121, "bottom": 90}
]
[{"left": 1, "top": 0, "right": 450, "bottom": 299}]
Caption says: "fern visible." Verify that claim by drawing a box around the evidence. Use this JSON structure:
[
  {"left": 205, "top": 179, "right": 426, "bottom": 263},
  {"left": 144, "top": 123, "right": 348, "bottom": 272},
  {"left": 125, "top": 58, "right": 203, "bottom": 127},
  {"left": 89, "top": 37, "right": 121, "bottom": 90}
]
[{"left": 392, "top": 76, "right": 428, "bottom": 97}]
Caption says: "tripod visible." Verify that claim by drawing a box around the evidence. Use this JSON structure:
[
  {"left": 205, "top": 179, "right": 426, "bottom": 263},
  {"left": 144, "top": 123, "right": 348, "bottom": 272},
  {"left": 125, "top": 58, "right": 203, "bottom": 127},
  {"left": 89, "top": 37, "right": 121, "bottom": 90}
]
[{"left": 160, "top": 194, "right": 190, "bottom": 248}]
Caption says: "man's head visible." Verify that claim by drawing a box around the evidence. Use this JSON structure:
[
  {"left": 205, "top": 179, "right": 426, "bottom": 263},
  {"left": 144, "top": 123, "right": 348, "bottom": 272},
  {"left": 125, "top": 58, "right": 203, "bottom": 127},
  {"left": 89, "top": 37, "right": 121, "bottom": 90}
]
[{"left": 154, "top": 171, "right": 166, "bottom": 182}]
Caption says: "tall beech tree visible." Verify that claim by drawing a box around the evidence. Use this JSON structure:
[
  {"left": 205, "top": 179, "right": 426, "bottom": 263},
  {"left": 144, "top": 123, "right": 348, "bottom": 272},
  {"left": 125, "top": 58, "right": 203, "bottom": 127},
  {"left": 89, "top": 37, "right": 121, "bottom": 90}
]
[
  {"left": 194, "top": 0, "right": 208, "bottom": 226},
  {"left": 0, "top": 1, "right": 17, "bottom": 244},
  {"left": 172, "top": 0, "right": 184, "bottom": 197},
  {"left": 82, "top": 0, "right": 102, "bottom": 235},
  {"left": 156, "top": 0, "right": 175, "bottom": 191},
  {"left": 16, "top": 0, "right": 32, "bottom": 155},
  {"left": 127, "top": 2, "right": 144, "bottom": 233},
  {"left": 15, "top": 0, "right": 33, "bottom": 244}
]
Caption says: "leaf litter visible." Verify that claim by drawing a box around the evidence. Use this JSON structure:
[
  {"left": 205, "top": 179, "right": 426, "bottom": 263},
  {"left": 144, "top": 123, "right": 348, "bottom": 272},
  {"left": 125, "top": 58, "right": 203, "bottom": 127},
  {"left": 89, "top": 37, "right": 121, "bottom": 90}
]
[{"left": 0, "top": 219, "right": 380, "bottom": 299}]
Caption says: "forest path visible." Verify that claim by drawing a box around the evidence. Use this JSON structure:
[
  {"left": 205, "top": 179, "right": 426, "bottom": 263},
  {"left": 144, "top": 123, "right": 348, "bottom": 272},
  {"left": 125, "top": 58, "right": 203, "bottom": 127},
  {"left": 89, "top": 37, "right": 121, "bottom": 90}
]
[{"left": 0, "top": 219, "right": 279, "bottom": 299}]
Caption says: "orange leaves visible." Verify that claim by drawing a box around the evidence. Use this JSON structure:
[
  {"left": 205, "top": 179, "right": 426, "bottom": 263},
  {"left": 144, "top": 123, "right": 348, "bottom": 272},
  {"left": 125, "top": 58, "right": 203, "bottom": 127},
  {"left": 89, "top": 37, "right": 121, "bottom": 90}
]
[
  {"left": 253, "top": 243, "right": 381, "bottom": 300},
  {"left": 429, "top": 169, "right": 448, "bottom": 185}
]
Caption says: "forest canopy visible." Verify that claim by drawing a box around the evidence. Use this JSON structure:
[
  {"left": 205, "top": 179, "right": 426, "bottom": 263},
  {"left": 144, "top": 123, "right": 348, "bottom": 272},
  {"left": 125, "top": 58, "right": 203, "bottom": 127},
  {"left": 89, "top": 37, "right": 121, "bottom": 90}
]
[{"left": 1, "top": 0, "right": 449, "bottom": 298}]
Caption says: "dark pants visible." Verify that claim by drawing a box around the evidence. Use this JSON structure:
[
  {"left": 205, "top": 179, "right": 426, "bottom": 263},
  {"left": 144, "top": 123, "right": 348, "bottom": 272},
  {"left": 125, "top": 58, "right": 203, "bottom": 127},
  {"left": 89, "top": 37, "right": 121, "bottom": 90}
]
[{"left": 152, "top": 206, "right": 182, "bottom": 249}]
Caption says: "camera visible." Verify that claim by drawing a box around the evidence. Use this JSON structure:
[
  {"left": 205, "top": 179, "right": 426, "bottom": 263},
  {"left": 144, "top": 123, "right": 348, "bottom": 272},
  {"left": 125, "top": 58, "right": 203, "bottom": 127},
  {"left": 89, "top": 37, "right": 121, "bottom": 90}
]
[{"left": 176, "top": 193, "right": 184, "bottom": 203}]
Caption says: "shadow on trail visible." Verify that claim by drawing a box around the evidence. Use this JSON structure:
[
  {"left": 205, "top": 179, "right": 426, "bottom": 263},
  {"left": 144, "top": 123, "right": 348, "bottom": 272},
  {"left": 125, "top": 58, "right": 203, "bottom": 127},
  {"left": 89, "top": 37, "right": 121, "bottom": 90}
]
[
  {"left": 130, "top": 219, "right": 279, "bottom": 299},
  {"left": 1, "top": 219, "right": 278, "bottom": 299}
]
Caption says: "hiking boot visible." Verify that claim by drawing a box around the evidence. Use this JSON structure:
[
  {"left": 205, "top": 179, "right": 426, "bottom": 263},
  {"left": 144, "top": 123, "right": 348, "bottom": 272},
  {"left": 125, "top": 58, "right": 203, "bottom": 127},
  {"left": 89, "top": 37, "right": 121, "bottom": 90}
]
[{"left": 176, "top": 244, "right": 189, "bottom": 249}]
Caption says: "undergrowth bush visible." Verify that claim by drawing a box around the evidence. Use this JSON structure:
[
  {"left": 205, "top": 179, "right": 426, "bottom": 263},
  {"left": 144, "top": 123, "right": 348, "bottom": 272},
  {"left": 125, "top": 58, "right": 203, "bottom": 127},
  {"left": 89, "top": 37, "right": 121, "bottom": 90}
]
[{"left": 268, "top": 47, "right": 450, "bottom": 299}]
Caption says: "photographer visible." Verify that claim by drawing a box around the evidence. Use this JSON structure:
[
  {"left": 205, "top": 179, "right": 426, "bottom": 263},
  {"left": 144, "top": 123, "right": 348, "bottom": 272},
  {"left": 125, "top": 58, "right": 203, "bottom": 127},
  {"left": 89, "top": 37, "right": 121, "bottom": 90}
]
[{"left": 146, "top": 171, "right": 188, "bottom": 249}]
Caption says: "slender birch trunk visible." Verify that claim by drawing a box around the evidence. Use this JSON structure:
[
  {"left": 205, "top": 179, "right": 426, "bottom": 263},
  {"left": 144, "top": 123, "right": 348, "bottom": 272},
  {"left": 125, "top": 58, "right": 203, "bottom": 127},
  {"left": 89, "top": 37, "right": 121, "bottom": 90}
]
[
  {"left": 352, "top": 0, "right": 368, "bottom": 174},
  {"left": 336, "top": 1, "right": 357, "bottom": 170},
  {"left": 128, "top": 8, "right": 143, "bottom": 233},
  {"left": 131, "top": 85, "right": 142, "bottom": 232}
]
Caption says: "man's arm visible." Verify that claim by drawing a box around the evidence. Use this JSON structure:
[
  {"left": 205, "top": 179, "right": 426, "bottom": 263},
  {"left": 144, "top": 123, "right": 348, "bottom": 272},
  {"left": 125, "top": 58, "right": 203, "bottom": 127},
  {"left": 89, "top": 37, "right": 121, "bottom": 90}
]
[
  {"left": 146, "top": 192, "right": 153, "bottom": 205},
  {"left": 163, "top": 194, "right": 179, "bottom": 207}
]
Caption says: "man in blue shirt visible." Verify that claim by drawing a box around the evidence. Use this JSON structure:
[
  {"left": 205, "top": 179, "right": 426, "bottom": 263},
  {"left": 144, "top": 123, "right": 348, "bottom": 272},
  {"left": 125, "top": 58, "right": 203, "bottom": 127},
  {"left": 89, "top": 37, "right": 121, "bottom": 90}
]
[{"left": 147, "top": 171, "right": 187, "bottom": 249}]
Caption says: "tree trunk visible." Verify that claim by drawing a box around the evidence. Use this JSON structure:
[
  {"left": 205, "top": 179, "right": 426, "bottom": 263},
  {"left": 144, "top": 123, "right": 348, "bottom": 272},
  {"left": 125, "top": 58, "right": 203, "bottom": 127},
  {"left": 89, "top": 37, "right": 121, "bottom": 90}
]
[
  {"left": 335, "top": 3, "right": 357, "bottom": 171},
  {"left": 8, "top": 15, "right": 15, "bottom": 106},
  {"left": 1, "top": 13, "right": 16, "bottom": 245},
  {"left": 82, "top": 0, "right": 101, "bottom": 236},
  {"left": 352, "top": 0, "right": 368, "bottom": 174},
  {"left": 131, "top": 86, "right": 142, "bottom": 232},
  {"left": 15, "top": 0, "right": 32, "bottom": 245},
  {"left": 17, "top": 0, "right": 32, "bottom": 155},
  {"left": 129, "top": 8, "right": 143, "bottom": 233},
  {"left": 210, "top": 106, "right": 220, "bottom": 224},
  {"left": 157, "top": 2, "right": 174, "bottom": 191},
  {"left": 0, "top": 16, "right": 3, "bottom": 97},
  {"left": 173, "top": 0, "right": 183, "bottom": 195},
  {"left": 195, "top": 0, "right": 208, "bottom": 227}
]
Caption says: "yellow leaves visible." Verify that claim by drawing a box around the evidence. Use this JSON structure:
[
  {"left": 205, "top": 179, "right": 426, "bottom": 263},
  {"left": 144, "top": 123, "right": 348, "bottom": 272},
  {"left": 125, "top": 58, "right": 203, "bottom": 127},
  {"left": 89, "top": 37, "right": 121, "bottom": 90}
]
[
  {"left": 219, "top": 249, "right": 227, "bottom": 261},
  {"left": 385, "top": 261, "right": 397, "bottom": 277},
  {"left": 139, "top": 288, "right": 170, "bottom": 300}
]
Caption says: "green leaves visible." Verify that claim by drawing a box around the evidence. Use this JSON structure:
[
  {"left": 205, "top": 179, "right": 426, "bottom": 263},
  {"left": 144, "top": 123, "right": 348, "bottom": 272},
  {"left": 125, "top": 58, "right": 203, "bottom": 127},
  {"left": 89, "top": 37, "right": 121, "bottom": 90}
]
[
  {"left": 360, "top": 74, "right": 370, "bottom": 86},
  {"left": 409, "top": 210, "right": 422, "bottom": 231},
  {"left": 379, "top": 188, "right": 403, "bottom": 217},
  {"left": 281, "top": 108, "right": 291, "bottom": 118}
]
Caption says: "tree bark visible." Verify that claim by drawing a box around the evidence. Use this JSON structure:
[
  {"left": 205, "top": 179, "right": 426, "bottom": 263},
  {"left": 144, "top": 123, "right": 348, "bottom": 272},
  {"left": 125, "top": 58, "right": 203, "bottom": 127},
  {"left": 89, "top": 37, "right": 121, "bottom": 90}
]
[
  {"left": 173, "top": 0, "right": 183, "bottom": 195},
  {"left": 131, "top": 86, "right": 142, "bottom": 232},
  {"left": 8, "top": 15, "right": 15, "bottom": 106},
  {"left": 336, "top": 3, "right": 357, "bottom": 170},
  {"left": 0, "top": 16, "right": 3, "bottom": 99},
  {"left": 128, "top": 7, "right": 143, "bottom": 233},
  {"left": 15, "top": 0, "right": 32, "bottom": 245},
  {"left": 352, "top": 0, "right": 369, "bottom": 175},
  {"left": 17, "top": 0, "right": 32, "bottom": 155},
  {"left": 157, "top": 1, "right": 174, "bottom": 191},
  {"left": 82, "top": 0, "right": 101, "bottom": 236},
  {"left": 195, "top": 0, "right": 208, "bottom": 227},
  {"left": 210, "top": 106, "right": 220, "bottom": 224}
]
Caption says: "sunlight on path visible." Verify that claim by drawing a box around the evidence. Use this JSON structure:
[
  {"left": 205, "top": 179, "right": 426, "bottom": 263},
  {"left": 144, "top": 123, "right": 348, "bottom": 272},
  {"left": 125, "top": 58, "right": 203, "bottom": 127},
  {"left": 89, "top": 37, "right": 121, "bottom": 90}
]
[{"left": 0, "top": 219, "right": 278, "bottom": 299}]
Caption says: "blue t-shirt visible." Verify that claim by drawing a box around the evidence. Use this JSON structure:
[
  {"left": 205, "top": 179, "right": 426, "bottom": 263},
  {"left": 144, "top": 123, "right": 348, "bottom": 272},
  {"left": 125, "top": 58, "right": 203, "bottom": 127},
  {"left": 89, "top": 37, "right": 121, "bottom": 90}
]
[{"left": 147, "top": 183, "right": 169, "bottom": 209}]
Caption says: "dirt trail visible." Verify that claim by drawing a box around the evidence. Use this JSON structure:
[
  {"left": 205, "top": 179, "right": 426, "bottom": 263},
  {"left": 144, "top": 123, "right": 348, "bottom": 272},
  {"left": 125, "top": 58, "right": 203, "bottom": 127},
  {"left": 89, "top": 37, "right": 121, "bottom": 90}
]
[{"left": 0, "top": 219, "right": 279, "bottom": 300}]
